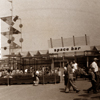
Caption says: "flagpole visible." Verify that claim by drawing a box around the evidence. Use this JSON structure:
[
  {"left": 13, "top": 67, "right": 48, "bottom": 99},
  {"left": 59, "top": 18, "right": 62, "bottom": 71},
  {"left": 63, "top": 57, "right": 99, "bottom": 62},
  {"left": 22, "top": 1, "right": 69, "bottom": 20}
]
[
  {"left": 11, "top": 0, "right": 13, "bottom": 54},
  {"left": 8, "top": 0, "right": 13, "bottom": 54},
  {"left": 8, "top": 0, "right": 13, "bottom": 72}
]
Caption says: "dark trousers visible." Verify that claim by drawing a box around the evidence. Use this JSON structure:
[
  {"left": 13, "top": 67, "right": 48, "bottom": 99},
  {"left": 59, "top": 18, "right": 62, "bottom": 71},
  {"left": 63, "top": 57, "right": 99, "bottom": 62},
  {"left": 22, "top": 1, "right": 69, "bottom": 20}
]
[
  {"left": 94, "top": 72, "right": 97, "bottom": 81},
  {"left": 88, "top": 80, "right": 97, "bottom": 93},
  {"left": 94, "top": 72, "right": 100, "bottom": 91},
  {"left": 69, "top": 79, "right": 78, "bottom": 91}
]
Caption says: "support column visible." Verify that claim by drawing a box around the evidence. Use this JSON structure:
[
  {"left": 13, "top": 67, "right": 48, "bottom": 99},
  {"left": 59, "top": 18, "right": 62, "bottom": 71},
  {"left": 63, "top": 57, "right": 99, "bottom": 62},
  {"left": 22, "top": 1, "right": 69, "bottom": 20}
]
[
  {"left": 60, "top": 61, "right": 61, "bottom": 68},
  {"left": 23, "top": 58, "right": 25, "bottom": 73},
  {"left": 99, "top": 56, "right": 100, "bottom": 67},
  {"left": 20, "top": 56, "right": 21, "bottom": 70},
  {"left": 85, "top": 34, "right": 88, "bottom": 45},
  {"left": 87, "top": 56, "right": 89, "bottom": 67},
  {"left": 61, "top": 37, "right": 65, "bottom": 67},
  {"left": 51, "top": 58, "right": 54, "bottom": 70},
  {"left": 50, "top": 38, "right": 53, "bottom": 48},
  {"left": 73, "top": 36, "right": 76, "bottom": 60},
  {"left": 63, "top": 56, "right": 65, "bottom": 67}
]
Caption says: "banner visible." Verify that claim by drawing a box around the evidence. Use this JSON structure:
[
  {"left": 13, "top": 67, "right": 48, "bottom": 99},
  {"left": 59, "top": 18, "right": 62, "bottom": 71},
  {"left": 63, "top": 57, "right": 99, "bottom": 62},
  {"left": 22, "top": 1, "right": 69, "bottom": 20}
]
[
  {"left": 1, "top": 31, "right": 9, "bottom": 39},
  {"left": 1, "top": 16, "right": 13, "bottom": 25},
  {"left": 10, "top": 42, "right": 21, "bottom": 49},
  {"left": 9, "top": 27, "right": 21, "bottom": 34}
]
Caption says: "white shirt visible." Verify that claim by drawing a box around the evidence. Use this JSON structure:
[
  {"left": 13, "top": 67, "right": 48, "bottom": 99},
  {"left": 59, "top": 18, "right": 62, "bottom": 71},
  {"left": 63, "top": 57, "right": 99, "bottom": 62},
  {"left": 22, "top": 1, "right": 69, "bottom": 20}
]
[
  {"left": 72, "top": 68, "right": 75, "bottom": 73},
  {"left": 25, "top": 69, "right": 28, "bottom": 73},
  {"left": 91, "top": 61, "right": 98, "bottom": 72},
  {"left": 72, "top": 63, "right": 78, "bottom": 70},
  {"left": 36, "top": 70, "right": 39, "bottom": 75}
]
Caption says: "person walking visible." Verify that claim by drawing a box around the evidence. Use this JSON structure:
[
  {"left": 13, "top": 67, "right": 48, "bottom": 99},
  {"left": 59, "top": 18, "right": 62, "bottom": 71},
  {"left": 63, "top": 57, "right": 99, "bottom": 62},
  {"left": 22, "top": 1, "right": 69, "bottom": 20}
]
[
  {"left": 91, "top": 58, "right": 99, "bottom": 73},
  {"left": 32, "top": 72, "right": 39, "bottom": 86},
  {"left": 69, "top": 61, "right": 80, "bottom": 93},
  {"left": 72, "top": 60, "right": 78, "bottom": 80},
  {"left": 63, "top": 63, "right": 69, "bottom": 92},
  {"left": 90, "top": 58, "right": 99, "bottom": 91},
  {"left": 87, "top": 67, "right": 97, "bottom": 93},
  {"left": 64, "top": 61, "right": 80, "bottom": 93},
  {"left": 72, "top": 60, "right": 78, "bottom": 71}
]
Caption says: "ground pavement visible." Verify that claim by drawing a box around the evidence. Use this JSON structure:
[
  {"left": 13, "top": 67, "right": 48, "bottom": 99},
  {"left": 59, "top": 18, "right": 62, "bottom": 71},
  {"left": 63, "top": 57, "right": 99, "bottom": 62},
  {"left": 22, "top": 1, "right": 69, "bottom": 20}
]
[{"left": 0, "top": 78, "right": 99, "bottom": 100}]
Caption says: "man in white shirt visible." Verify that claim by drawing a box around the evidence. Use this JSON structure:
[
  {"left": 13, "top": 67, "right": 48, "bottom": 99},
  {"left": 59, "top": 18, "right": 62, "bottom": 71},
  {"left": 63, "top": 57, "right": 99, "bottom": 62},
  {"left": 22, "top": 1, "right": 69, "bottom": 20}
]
[
  {"left": 72, "top": 60, "right": 78, "bottom": 80},
  {"left": 72, "top": 60, "right": 78, "bottom": 71},
  {"left": 91, "top": 58, "right": 99, "bottom": 73},
  {"left": 90, "top": 58, "right": 99, "bottom": 93}
]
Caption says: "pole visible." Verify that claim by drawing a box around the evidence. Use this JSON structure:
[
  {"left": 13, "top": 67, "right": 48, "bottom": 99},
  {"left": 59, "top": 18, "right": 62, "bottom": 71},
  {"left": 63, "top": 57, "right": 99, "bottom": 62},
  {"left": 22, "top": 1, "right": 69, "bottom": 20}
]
[
  {"left": 61, "top": 37, "right": 64, "bottom": 47},
  {"left": 87, "top": 56, "right": 89, "bottom": 67},
  {"left": 73, "top": 36, "right": 76, "bottom": 60},
  {"left": 85, "top": 34, "right": 88, "bottom": 45},
  {"left": 20, "top": 56, "right": 21, "bottom": 70},
  {"left": 23, "top": 58, "right": 24, "bottom": 73},
  {"left": 61, "top": 37, "right": 65, "bottom": 67},
  {"left": 54, "top": 67, "right": 56, "bottom": 84},
  {"left": 13, "top": 56, "right": 14, "bottom": 70},
  {"left": 10, "top": 0, "right": 13, "bottom": 54},
  {"left": 8, "top": 0, "right": 13, "bottom": 86},
  {"left": 73, "top": 36, "right": 75, "bottom": 46},
  {"left": 50, "top": 38, "right": 53, "bottom": 48}
]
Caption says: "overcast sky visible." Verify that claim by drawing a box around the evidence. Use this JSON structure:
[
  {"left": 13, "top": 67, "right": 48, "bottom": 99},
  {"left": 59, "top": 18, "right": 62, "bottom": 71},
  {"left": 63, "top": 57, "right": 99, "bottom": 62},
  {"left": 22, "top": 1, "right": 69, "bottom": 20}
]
[{"left": 0, "top": 0, "right": 100, "bottom": 52}]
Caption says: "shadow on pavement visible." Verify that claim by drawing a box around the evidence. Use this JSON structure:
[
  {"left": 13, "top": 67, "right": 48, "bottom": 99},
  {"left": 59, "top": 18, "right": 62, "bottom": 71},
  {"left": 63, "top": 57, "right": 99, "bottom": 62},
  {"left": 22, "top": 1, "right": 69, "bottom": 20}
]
[
  {"left": 59, "top": 88, "right": 65, "bottom": 93},
  {"left": 73, "top": 98, "right": 89, "bottom": 100},
  {"left": 59, "top": 88, "right": 79, "bottom": 93},
  {"left": 73, "top": 92, "right": 92, "bottom": 100},
  {"left": 91, "top": 96, "right": 100, "bottom": 100},
  {"left": 78, "top": 94, "right": 90, "bottom": 97}
]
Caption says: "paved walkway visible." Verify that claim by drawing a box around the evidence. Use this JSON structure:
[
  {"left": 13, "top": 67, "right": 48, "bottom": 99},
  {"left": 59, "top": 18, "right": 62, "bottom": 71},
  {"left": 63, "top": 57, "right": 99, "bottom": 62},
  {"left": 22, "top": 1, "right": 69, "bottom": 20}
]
[{"left": 0, "top": 79, "right": 99, "bottom": 100}]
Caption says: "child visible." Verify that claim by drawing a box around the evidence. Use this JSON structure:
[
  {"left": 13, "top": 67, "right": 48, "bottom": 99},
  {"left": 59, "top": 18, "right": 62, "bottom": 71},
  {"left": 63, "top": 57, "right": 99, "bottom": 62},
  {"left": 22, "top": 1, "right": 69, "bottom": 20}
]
[{"left": 32, "top": 72, "right": 39, "bottom": 86}]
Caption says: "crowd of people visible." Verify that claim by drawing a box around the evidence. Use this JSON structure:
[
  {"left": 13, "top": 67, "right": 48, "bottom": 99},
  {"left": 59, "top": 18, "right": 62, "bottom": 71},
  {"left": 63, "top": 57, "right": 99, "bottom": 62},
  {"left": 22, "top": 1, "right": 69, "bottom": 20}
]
[
  {"left": 63, "top": 58, "right": 100, "bottom": 94},
  {"left": 0, "top": 65, "right": 61, "bottom": 86},
  {"left": 0, "top": 66, "right": 61, "bottom": 77},
  {"left": 0, "top": 58, "right": 99, "bottom": 92}
]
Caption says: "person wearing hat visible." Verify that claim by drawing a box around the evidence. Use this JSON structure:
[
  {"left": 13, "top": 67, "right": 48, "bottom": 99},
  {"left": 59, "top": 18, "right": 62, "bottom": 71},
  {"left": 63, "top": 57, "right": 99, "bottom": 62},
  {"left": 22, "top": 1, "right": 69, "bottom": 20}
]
[
  {"left": 90, "top": 58, "right": 99, "bottom": 92},
  {"left": 91, "top": 58, "right": 99, "bottom": 73},
  {"left": 87, "top": 67, "right": 97, "bottom": 93},
  {"left": 90, "top": 58, "right": 99, "bottom": 80}
]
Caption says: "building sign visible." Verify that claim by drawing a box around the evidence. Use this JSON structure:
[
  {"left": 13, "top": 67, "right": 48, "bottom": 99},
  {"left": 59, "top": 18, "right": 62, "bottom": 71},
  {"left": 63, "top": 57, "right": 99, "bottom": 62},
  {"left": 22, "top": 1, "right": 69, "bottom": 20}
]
[{"left": 49, "top": 46, "right": 90, "bottom": 53}]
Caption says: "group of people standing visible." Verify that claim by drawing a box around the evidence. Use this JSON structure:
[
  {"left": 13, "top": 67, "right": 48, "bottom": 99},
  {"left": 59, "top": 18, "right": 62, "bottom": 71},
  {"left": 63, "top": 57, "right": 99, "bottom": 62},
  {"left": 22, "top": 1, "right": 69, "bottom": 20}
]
[
  {"left": 63, "top": 60, "right": 80, "bottom": 93},
  {"left": 63, "top": 58, "right": 100, "bottom": 94}
]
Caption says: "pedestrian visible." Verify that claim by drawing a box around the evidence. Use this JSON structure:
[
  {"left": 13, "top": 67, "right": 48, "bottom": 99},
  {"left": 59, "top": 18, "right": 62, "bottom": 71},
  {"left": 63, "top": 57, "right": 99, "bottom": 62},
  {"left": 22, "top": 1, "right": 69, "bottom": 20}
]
[
  {"left": 64, "top": 61, "right": 80, "bottom": 93},
  {"left": 72, "top": 60, "right": 78, "bottom": 71},
  {"left": 87, "top": 67, "right": 97, "bottom": 93},
  {"left": 91, "top": 58, "right": 98, "bottom": 72},
  {"left": 90, "top": 58, "right": 99, "bottom": 91},
  {"left": 69, "top": 61, "right": 80, "bottom": 93},
  {"left": 32, "top": 72, "right": 39, "bottom": 86},
  {"left": 72, "top": 60, "right": 78, "bottom": 80},
  {"left": 63, "top": 65, "right": 69, "bottom": 92}
]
